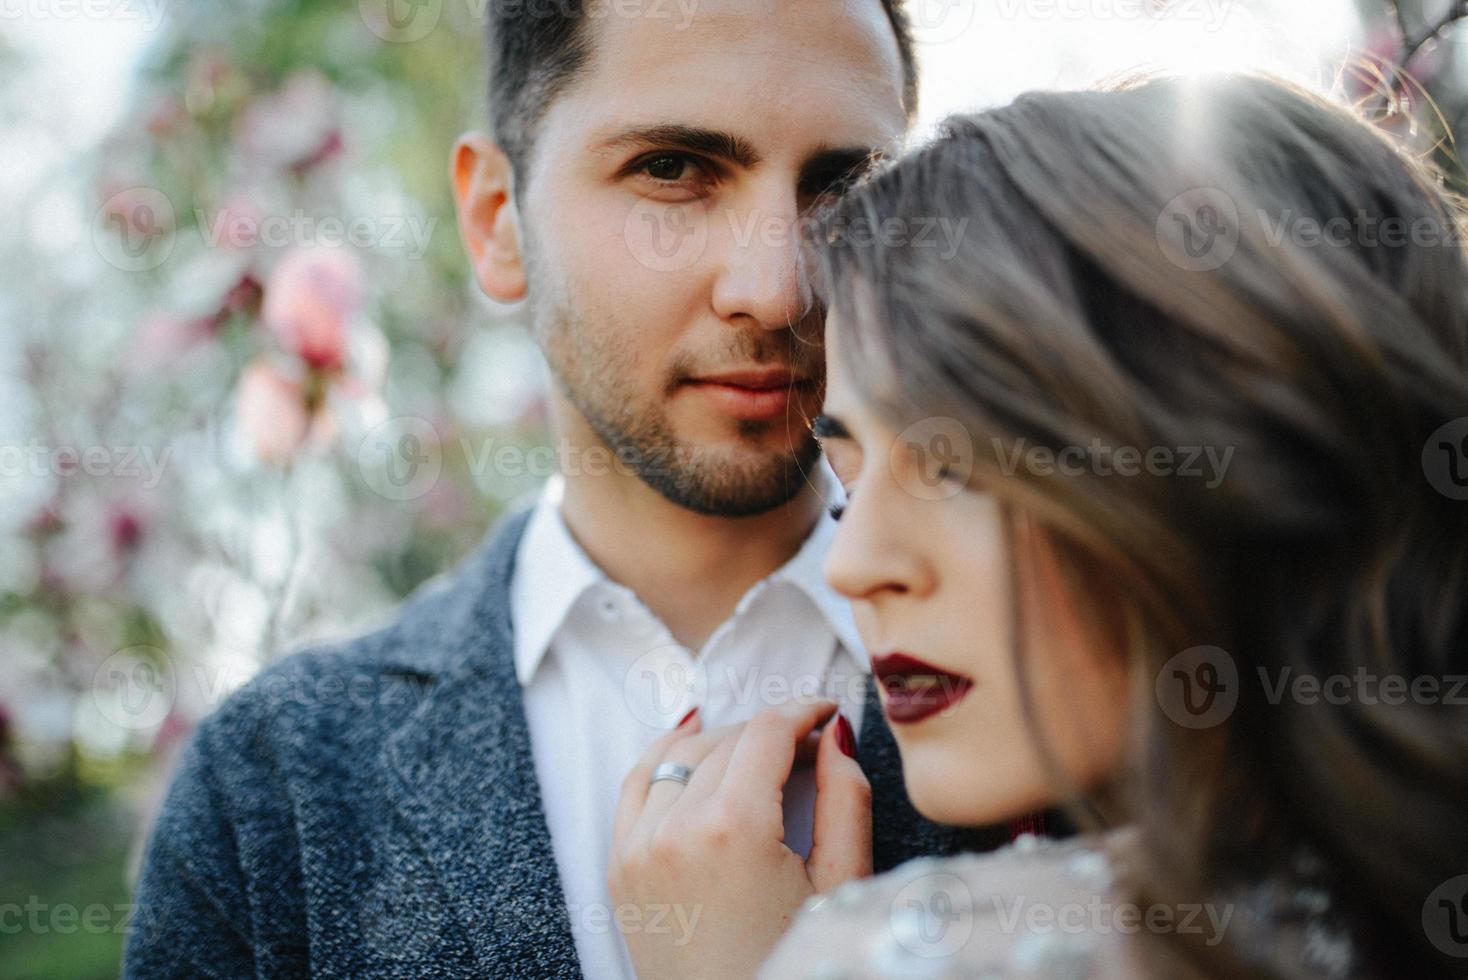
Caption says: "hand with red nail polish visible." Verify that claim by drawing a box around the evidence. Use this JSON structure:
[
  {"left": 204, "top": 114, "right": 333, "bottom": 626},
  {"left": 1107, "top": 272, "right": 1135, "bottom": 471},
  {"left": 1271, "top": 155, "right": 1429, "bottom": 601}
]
[
  {"left": 607, "top": 701, "right": 873, "bottom": 980},
  {"left": 834, "top": 713, "right": 856, "bottom": 758}
]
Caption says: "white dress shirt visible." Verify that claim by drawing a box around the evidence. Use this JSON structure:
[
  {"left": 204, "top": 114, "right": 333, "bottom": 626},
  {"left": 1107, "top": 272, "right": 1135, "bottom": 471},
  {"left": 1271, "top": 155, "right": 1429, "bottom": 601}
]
[{"left": 508, "top": 474, "right": 868, "bottom": 980}]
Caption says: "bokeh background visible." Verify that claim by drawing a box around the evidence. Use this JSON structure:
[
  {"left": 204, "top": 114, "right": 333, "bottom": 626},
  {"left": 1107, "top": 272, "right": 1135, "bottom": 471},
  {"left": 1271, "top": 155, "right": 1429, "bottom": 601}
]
[{"left": 1, "top": 0, "right": 1463, "bottom": 975}]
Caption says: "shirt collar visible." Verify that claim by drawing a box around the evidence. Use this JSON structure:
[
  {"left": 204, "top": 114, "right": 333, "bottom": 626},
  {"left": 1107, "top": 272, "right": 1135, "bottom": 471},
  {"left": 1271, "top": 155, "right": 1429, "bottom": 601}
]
[
  {"left": 509, "top": 475, "right": 607, "bottom": 686},
  {"left": 509, "top": 469, "right": 868, "bottom": 686},
  {"left": 759, "top": 502, "right": 868, "bottom": 672}
]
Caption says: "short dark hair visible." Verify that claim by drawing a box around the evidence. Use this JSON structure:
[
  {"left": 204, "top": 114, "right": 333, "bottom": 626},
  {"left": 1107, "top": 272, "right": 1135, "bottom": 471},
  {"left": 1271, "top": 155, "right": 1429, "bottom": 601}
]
[{"left": 484, "top": 0, "right": 919, "bottom": 181}]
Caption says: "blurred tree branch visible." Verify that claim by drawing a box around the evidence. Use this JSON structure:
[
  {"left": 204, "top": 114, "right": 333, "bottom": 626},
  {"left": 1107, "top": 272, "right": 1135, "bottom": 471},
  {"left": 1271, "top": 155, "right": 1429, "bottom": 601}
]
[
  {"left": 1365, "top": 0, "right": 1468, "bottom": 190},
  {"left": 1395, "top": 0, "right": 1468, "bottom": 69}
]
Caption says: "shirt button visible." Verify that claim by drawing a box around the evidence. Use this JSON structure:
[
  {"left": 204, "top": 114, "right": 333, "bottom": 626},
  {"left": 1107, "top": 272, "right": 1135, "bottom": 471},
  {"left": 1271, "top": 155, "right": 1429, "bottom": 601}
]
[{"left": 597, "top": 597, "right": 619, "bottom": 621}]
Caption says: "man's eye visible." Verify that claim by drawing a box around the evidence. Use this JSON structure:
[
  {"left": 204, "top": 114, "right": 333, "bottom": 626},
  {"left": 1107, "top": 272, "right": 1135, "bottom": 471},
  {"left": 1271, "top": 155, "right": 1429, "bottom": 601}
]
[{"left": 638, "top": 153, "right": 699, "bottom": 183}]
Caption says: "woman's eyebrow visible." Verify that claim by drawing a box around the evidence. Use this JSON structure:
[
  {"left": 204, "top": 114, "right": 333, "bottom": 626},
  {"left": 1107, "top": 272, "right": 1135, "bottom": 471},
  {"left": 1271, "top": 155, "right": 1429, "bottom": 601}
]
[{"left": 811, "top": 413, "right": 852, "bottom": 440}]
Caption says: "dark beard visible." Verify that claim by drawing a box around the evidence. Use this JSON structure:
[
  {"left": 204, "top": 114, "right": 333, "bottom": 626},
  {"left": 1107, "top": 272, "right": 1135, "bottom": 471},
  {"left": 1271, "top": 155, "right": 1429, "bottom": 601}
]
[
  {"left": 560, "top": 372, "right": 824, "bottom": 516},
  {"left": 523, "top": 225, "right": 825, "bottom": 516}
]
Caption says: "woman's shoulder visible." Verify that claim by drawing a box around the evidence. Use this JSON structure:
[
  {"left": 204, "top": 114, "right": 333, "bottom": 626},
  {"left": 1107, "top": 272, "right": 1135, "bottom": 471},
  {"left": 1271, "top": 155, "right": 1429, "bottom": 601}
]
[{"left": 761, "top": 832, "right": 1143, "bottom": 979}]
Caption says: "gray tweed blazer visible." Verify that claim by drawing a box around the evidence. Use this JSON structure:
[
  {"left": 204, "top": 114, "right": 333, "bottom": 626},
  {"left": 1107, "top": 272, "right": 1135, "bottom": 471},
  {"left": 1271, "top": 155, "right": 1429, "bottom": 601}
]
[{"left": 123, "top": 508, "right": 1007, "bottom": 978}]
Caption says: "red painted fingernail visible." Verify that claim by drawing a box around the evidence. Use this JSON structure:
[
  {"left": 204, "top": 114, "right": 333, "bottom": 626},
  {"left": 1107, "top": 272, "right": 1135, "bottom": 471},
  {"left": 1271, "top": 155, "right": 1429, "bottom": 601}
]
[
  {"left": 676, "top": 706, "right": 699, "bottom": 729},
  {"left": 835, "top": 713, "right": 856, "bottom": 758}
]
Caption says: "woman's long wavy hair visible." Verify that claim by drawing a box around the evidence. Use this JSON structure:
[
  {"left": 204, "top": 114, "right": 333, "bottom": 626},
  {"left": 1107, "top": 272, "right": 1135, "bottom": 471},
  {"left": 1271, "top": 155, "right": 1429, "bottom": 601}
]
[{"left": 805, "top": 74, "right": 1468, "bottom": 978}]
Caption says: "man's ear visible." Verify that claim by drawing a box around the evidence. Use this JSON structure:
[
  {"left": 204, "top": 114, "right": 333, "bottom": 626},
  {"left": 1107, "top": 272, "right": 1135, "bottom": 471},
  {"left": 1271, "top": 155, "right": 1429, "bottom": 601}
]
[{"left": 451, "top": 133, "right": 528, "bottom": 302}]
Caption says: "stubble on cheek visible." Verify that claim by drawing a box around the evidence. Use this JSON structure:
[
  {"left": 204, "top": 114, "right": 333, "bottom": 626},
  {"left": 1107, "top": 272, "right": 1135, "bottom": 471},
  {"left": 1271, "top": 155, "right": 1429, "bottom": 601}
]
[{"left": 517, "top": 206, "right": 827, "bottom": 514}]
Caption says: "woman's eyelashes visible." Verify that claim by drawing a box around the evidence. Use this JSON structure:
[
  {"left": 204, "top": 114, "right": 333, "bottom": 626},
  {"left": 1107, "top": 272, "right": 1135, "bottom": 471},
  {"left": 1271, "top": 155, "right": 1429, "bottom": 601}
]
[
  {"left": 828, "top": 483, "right": 854, "bottom": 522},
  {"left": 904, "top": 439, "right": 970, "bottom": 491}
]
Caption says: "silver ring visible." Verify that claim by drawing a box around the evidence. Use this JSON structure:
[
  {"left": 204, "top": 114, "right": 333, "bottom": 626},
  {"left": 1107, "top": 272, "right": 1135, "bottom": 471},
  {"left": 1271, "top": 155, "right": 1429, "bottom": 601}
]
[{"left": 651, "top": 762, "right": 694, "bottom": 787}]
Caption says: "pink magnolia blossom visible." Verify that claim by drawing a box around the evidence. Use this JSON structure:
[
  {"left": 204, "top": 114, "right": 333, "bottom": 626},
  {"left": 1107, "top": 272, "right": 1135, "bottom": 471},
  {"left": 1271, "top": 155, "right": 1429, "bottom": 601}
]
[
  {"left": 98, "top": 182, "right": 175, "bottom": 239},
  {"left": 218, "top": 271, "right": 264, "bottom": 321},
  {"left": 293, "top": 130, "right": 343, "bottom": 177},
  {"left": 25, "top": 503, "right": 63, "bottom": 537},
  {"left": 235, "top": 70, "right": 341, "bottom": 172},
  {"left": 152, "top": 709, "right": 191, "bottom": 756},
  {"left": 420, "top": 477, "right": 472, "bottom": 532},
  {"left": 108, "top": 504, "right": 145, "bottom": 554},
  {"left": 146, "top": 95, "right": 189, "bottom": 138},
  {"left": 185, "top": 48, "right": 244, "bottom": 114},
  {"left": 130, "top": 312, "right": 209, "bottom": 372},
  {"left": 236, "top": 359, "right": 313, "bottom": 465},
  {"left": 210, "top": 194, "right": 266, "bottom": 249},
  {"left": 262, "top": 247, "right": 362, "bottom": 372}
]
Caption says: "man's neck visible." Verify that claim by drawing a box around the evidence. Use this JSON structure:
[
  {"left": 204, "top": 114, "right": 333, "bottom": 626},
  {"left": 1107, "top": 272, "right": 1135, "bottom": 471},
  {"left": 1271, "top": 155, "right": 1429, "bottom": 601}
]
[{"left": 555, "top": 438, "right": 824, "bottom": 653}]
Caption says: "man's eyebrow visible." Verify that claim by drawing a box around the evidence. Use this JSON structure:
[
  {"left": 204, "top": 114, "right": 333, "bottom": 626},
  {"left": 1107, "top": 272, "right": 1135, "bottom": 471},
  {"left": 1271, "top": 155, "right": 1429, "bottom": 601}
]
[
  {"left": 811, "top": 413, "right": 852, "bottom": 440},
  {"left": 594, "top": 126, "right": 888, "bottom": 180},
  {"left": 595, "top": 124, "right": 762, "bottom": 169}
]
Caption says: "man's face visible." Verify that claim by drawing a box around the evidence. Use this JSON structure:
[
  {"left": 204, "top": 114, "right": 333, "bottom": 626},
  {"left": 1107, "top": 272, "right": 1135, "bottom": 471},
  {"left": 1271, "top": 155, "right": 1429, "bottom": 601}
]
[{"left": 516, "top": 0, "right": 908, "bottom": 516}]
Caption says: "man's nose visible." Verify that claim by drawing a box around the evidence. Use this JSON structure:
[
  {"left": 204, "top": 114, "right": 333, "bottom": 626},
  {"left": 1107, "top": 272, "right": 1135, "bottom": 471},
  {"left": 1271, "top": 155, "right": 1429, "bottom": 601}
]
[{"left": 709, "top": 193, "right": 813, "bottom": 330}]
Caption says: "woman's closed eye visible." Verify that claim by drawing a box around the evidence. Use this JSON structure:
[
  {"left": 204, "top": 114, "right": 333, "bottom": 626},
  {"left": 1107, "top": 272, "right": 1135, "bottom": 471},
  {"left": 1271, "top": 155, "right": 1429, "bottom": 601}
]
[{"left": 813, "top": 413, "right": 862, "bottom": 521}]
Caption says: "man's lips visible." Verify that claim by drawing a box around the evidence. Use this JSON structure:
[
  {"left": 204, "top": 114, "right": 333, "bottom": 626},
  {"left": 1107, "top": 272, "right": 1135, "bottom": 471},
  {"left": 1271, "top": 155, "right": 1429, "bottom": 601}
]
[
  {"left": 681, "top": 368, "right": 814, "bottom": 422},
  {"left": 687, "top": 367, "right": 810, "bottom": 389},
  {"left": 870, "top": 652, "right": 974, "bottom": 725}
]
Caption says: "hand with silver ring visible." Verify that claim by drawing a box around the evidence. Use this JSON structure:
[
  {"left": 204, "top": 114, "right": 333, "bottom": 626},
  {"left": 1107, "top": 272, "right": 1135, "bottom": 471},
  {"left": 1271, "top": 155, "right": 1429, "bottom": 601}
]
[
  {"left": 608, "top": 700, "right": 872, "bottom": 980},
  {"left": 650, "top": 762, "right": 694, "bottom": 787}
]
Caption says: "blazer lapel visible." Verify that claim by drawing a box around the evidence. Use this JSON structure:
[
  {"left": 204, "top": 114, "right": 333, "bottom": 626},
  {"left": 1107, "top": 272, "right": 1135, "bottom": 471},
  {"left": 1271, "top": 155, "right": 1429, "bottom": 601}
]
[
  {"left": 382, "top": 509, "right": 582, "bottom": 977},
  {"left": 377, "top": 510, "right": 1006, "bottom": 977}
]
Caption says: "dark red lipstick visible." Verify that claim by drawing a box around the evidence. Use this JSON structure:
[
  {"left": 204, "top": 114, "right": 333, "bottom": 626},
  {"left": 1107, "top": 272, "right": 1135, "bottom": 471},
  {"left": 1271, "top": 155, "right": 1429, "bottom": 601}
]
[{"left": 870, "top": 653, "right": 974, "bottom": 724}]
